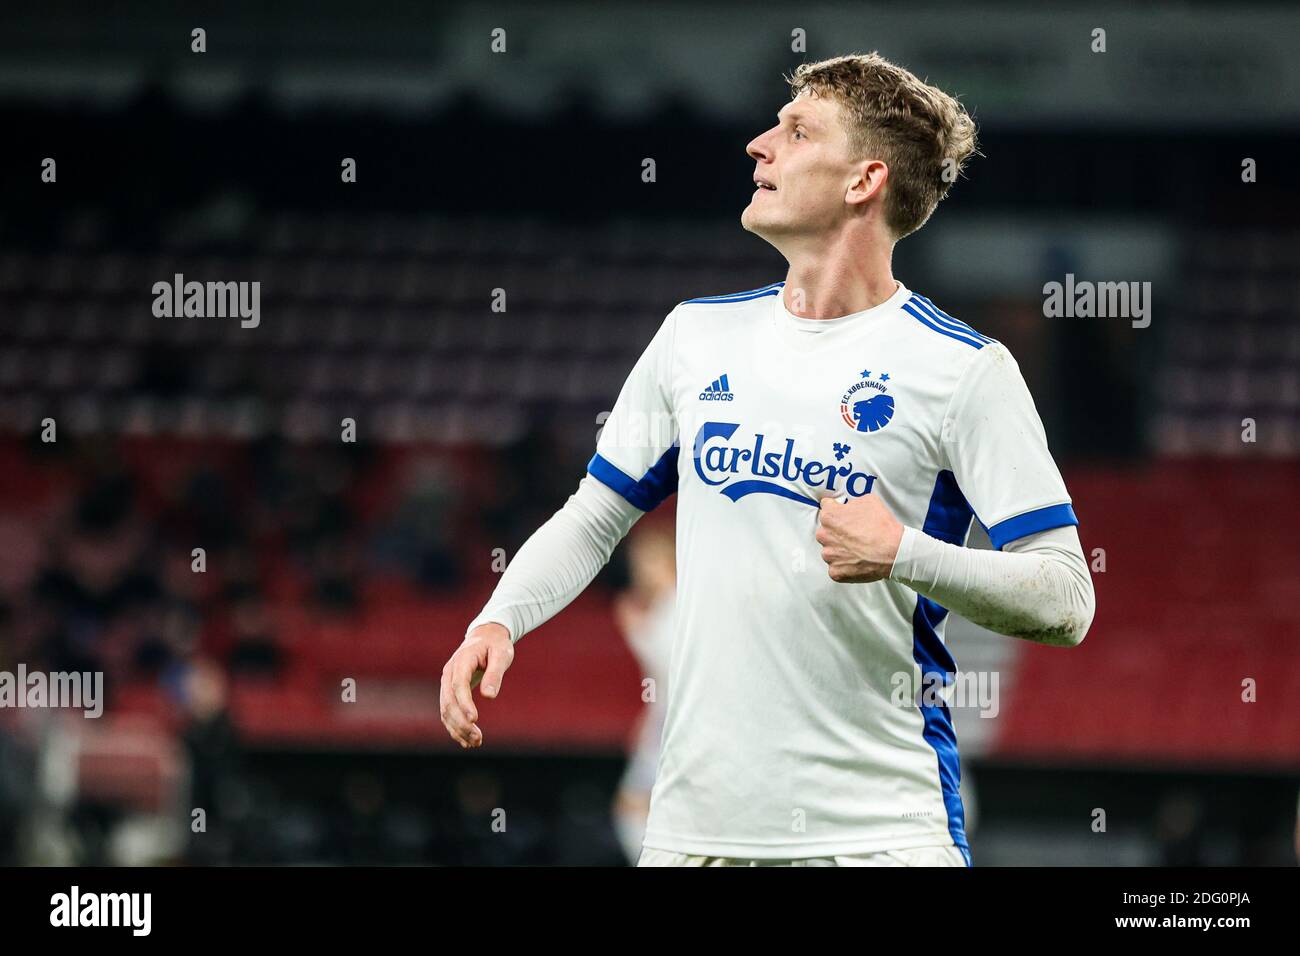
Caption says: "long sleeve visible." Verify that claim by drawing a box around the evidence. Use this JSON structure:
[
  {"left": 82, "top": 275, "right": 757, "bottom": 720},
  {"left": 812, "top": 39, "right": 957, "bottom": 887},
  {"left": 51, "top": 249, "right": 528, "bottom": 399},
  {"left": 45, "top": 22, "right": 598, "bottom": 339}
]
[
  {"left": 465, "top": 474, "right": 645, "bottom": 643},
  {"left": 466, "top": 303, "right": 681, "bottom": 644},
  {"left": 889, "top": 523, "right": 1095, "bottom": 646}
]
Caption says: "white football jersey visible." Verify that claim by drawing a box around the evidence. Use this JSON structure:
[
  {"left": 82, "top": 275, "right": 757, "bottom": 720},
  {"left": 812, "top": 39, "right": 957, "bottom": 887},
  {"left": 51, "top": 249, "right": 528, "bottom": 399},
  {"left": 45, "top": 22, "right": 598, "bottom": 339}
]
[{"left": 589, "top": 279, "right": 1077, "bottom": 859}]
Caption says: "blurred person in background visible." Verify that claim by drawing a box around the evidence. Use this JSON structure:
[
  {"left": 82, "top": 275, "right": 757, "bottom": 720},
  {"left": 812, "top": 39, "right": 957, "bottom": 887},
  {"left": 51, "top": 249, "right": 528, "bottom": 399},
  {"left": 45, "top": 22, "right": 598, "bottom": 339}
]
[
  {"left": 35, "top": 449, "right": 158, "bottom": 686},
  {"left": 0, "top": 722, "right": 35, "bottom": 865},
  {"left": 1154, "top": 791, "right": 1207, "bottom": 867},
  {"left": 610, "top": 520, "right": 676, "bottom": 863},
  {"left": 1294, "top": 787, "right": 1300, "bottom": 865},
  {"left": 373, "top": 455, "right": 463, "bottom": 593},
  {"left": 178, "top": 656, "right": 244, "bottom": 865}
]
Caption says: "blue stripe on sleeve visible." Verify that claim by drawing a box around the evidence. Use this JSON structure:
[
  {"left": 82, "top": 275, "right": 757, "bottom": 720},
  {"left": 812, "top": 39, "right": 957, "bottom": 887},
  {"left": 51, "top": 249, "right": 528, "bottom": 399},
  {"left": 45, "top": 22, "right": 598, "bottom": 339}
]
[
  {"left": 587, "top": 447, "right": 680, "bottom": 512},
  {"left": 986, "top": 503, "right": 1079, "bottom": 550}
]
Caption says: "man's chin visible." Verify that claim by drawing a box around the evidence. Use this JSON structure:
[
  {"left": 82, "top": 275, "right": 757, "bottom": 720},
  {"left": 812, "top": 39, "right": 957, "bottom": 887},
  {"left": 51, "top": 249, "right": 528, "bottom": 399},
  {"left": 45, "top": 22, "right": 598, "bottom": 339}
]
[
  {"left": 740, "top": 206, "right": 772, "bottom": 238},
  {"left": 741, "top": 213, "right": 788, "bottom": 247}
]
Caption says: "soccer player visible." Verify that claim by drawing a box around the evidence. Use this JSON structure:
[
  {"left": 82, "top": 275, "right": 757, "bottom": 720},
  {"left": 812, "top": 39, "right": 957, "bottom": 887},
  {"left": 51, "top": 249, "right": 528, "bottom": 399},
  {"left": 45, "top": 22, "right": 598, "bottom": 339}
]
[{"left": 441, "top": 52, "right": 1095, "bottom": 866}]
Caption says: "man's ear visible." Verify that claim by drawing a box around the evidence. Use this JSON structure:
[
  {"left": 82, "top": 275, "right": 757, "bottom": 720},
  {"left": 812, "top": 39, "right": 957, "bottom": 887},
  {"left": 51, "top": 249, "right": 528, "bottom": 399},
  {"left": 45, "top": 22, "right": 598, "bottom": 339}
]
[{"left": 846, "top": 159, "right": 888, "bottom": 208}]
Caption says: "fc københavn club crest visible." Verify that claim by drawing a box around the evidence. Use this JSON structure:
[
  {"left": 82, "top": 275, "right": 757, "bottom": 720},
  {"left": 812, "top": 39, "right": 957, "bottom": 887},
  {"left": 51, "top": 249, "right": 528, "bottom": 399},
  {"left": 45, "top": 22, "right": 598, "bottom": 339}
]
[{"left": 840, "top": 370, "right": 895, "bottom": 433}]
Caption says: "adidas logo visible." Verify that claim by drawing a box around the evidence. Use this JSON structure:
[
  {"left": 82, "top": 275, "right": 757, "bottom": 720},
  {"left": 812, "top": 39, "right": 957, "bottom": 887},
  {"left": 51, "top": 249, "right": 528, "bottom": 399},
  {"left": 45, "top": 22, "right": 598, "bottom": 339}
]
[{"left": 699, "top": 373, "right": 735, "bottom": 402}]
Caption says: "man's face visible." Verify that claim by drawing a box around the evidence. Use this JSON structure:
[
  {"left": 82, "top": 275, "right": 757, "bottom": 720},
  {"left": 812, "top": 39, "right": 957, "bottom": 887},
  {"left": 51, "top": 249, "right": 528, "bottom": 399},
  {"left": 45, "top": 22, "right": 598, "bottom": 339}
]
[{"left": 741, "top": 91, "right": 861, "bottom": 243}]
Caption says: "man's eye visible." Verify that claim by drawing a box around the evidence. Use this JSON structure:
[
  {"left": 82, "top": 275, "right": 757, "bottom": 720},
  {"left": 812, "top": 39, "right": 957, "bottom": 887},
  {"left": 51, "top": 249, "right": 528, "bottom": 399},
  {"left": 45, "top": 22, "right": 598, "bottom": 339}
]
[{"left": 793, "top": 128, "right": 806, "bottom": 140}]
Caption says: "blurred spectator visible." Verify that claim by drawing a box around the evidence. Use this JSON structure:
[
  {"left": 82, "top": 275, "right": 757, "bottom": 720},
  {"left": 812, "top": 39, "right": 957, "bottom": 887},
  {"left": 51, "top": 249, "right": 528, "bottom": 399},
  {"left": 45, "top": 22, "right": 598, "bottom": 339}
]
[
  {"left": 33, "top": 455, "right": 158, "bottom": 688},
  {"left": 133, "top": 599, "right": 201, "bottom": 676},
  {"left": 225, "top": 596, "right": 283, "bottom": 677},
  {"left": 373, "top": 457, "right": 462, "bottom": 592},
  {"left": 1155, "top": 792, "right": 1208, "bottom": 867},
  {"left": 1294, "top": 787, "right": 1299, "bottom": 865},
  {"left": 0, "top": 725, "right": 36, "bottom": 864},
  {"left": 481, "top": 423, "right": 578, "bottom": 553},
  {"left": 609, "top": 520, "right": 676, "bottom": 864},
  {"left": 179, "top": 657, "right": 244, "bottom": 865}
]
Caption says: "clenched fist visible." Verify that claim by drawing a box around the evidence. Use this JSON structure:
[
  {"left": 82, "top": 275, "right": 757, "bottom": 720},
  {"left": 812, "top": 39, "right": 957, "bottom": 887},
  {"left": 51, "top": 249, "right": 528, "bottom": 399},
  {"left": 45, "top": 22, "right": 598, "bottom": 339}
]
[{"left": 815, "top": 494, "right": 905, "bottom": 583}]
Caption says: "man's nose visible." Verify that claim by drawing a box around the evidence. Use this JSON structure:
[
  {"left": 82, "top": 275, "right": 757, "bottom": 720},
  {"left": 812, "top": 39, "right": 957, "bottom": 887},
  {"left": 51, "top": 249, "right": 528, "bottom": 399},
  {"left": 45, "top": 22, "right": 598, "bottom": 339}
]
[{"left": 746, "top": 130, "right": 773, "bottom": 163}]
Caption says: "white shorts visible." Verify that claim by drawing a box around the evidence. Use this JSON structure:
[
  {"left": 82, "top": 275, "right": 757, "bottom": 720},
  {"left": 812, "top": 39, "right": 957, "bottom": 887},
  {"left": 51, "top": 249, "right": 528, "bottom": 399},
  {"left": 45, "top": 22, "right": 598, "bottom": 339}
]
[{"left": 637, "top": 844, "right": 970, "bottom": 867}]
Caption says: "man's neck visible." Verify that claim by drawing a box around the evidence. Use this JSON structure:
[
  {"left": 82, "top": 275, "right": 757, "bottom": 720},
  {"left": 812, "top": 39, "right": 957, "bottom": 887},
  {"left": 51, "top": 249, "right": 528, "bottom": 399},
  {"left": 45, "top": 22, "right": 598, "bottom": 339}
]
[{"left": 780, "top": 234, "right": 898, "bottom": 320}]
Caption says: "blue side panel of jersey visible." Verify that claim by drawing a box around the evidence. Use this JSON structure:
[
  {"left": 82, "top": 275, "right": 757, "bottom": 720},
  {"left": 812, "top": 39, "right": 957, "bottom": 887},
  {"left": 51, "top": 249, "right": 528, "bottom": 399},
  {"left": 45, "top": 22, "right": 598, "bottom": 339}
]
[{"left": 911, "top": 469, "right": 971, "bottom": 853}]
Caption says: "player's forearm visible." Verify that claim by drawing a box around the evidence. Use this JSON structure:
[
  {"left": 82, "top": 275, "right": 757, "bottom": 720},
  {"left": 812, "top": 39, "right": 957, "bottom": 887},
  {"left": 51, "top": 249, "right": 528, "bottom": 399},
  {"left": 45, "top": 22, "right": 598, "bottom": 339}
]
[
  {"left": 888, "top": 524, "right": 1095, "bottom": 646},
  {"left": 465, "top": 474, "right": 642, "bottom": 643}
]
